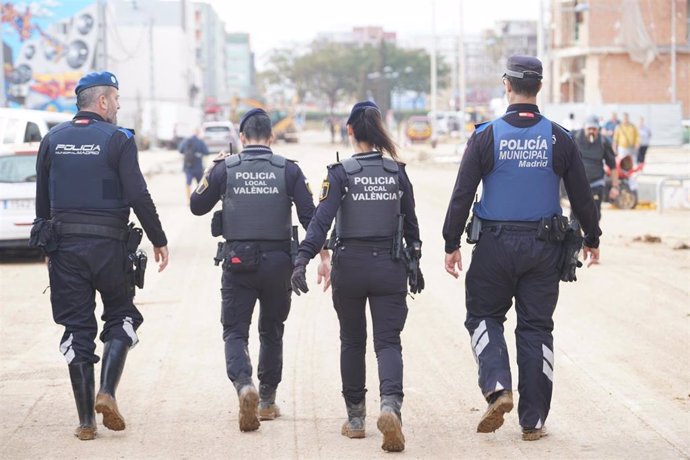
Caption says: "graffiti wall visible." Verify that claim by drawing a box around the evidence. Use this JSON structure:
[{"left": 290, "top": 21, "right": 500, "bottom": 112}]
[{"left": 1, "top": 1, "right": 100, "bottom": 112}]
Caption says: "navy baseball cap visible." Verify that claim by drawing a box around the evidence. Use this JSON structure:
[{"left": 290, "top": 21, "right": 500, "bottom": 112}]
[
  {"left": 346, "top": 100, "right": 380, "bottom": 125},
  {"left": 75, "top": 71, "right": 119, "bottom": 95},
  {"left": 504, "top": 55, "right": 543, "bottom": 80},
  {"left": 239, "top": 108, "right": 269, "bottom": 133}
]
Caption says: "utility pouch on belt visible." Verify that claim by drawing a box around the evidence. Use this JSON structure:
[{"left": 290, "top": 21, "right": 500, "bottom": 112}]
[
  {"left": 224, "top": 241, "right": 260, "bottom": 273},
  {"left": 558, "top": 220, "right": 584, "bottom": 282},
  {"left": 465, "top": 214, "right": 482, "bottom": 244},
  {"left": 536, "top": 215, "right": 569, "bottom": 242},
  {"left": 28, "top": 218, "right": 58, "bottom": 253},
  {"left": 214, "top": 241, "right": 225, "bottom": 266},
  {"left": 211, "top": 210, "right": 223, "bottom": 237},
  {"left": 126, "top": 224, "right": 143, "bottom": 253}
]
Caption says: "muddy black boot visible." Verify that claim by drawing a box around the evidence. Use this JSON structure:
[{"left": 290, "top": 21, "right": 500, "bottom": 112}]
[
  {"left": 68, "top": 362, "right": 97, "bottom": 440},
  {"left": 377, "top": 395, "right": 405, "bottom": 452},
  {"left": 341, "top": 398, "right": 366, "bottom": 439},
  {"left": 237, "top": 383, "right": 260, "bottom": 432},
  {"left": 95, "top": 339, "right": 129, "bottom": 431},
  {"left": 477, "top": 390, "right": 513, "bottom": 433},
  {"left": 258, "top": 384, "right": 281, "bottom": 421}
]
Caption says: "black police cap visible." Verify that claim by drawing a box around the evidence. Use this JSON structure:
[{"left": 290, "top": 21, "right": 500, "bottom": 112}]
[
  {"left": 239, "top": 108, "right": 269, "bottom": 133},
  {"left": 75, "top": 71, "right": 119, "bottom": 95},
  {"left": 504, "top": 55, "right": 543, "bottom": 80},
  {"left": 346, "top": 100, "right": 380, "bottom": 125}
]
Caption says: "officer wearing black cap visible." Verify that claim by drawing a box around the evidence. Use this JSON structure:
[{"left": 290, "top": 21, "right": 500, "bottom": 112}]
[
  {"left": 442, "top": 56, "right": 601, "bottom": 441},
  {"left": 190, "top": 107, "right": 327, "bottom": 432},
  {"left": 572, "top": 115, "right": 620, "bottom": 221},
  {"left": 34, "top": 71, "right": 169, "bottom": 440},
  {"left": 291, "top": 101, "right": 422, "bottom": 453}
]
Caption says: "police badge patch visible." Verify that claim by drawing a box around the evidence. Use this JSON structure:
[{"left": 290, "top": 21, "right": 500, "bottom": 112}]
[
  {"left": 319, "top": 180, "right": 330, "bottom": 201},
  {"left": 195, "top": 176, "right": 209, "bottom": 194}
]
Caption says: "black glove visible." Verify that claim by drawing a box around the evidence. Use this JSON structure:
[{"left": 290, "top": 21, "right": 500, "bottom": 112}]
[
  {"left": 410, "top": 267, "right": 425, "bottom": 294},
  {"left": 291, "top": 256, "right": 309, "bottom": 295}
]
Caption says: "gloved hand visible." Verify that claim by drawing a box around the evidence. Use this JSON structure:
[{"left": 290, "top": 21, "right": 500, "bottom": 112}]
[
  {"left": 291, "top": 256, "right": 309, "bottom": 295},
  {"left": 410, "top": 267, "right": 425, "bottom": 294}
]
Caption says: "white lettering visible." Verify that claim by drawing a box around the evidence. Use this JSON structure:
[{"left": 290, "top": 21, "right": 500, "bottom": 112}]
[
  {"left": 352, "top": 176, "right": 395, "bottom": 185},
  {"left": 518, "top": 160, "right": 549, "bottom": 168},
  {"left": 351, "top": 192, "right": 398, "bottom": 201},
  {"left": 235, "top": 171, "right": 277, "bottom": 180},
  {"left": 232, "top": 186, "right": 279, "bottom": 194},
  {"left": 55, "top": 144, "right": 101, "bottom": 155}
]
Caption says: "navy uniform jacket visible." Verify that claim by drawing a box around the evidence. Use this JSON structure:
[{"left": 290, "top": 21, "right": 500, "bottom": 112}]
[
  {"left": 298, "top": 152, "right": 421, "bottom": 259},
  {"left": 190, "top": 145, "right": 315, "bottom": 231},
  {"left": 442, "top": 103, "right": 601, "bottom": 253},
  {"left": 35, "top": 111, "right": 167, "bottom": 247}
]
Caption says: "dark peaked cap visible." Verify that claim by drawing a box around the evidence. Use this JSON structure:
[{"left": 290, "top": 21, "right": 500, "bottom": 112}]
[{"left": 504, "top": 55, "right": 543, "bottom": 80}]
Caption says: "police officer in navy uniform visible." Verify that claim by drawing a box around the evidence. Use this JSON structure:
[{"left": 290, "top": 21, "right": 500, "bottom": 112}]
[
  {"left": 291, "top": 101, "right": 422, "bottom": 453},
  {"left": 442, "top": 56, "right": 601, "bottom": 441},
  {"left": 34, "top": 71, "right": 169, "bottom": 440},
  {"left": 190, "top": 108, "right": 328, "bottom": 432}
]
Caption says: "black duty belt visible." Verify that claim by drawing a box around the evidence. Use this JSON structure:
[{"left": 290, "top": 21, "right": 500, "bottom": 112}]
[
  {"left": 228, "top": 240, "right": 291, "bottom": 252},
  {"left": 481, "top": 220, "right": 540, "bottom": 230},
  {"left": 338, "top": 238, "right": 393, "bottom": 249},
  {"left": 58, "top": 223, "right": 129, "bottom": 241}
]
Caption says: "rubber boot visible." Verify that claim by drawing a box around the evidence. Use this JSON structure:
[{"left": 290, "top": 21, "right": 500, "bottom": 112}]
[
  {"left": 258, "top": 384, "right": 281, "bottom": 421},
  {"left": 477, "top": 390, "right": 513, "bottom": 433},
  {"left": 95, "top": 339, "right": 129, "bottom": 431},
  {"left": 68, "top": 362, "right": 97, "bottom": 440},
  {"left": 377, "top": 395, "right": 405, "bottom": 452},
  {"left": 237, "top": 384, "right": 260, "bottom": 432},
  {"left": 341, "top": 398, "right": 366, "bottom": 439}
]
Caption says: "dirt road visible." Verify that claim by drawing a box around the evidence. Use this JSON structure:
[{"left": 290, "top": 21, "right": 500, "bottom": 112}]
[{"left": 1, "top": 131, "right": 688, "bottom": 459}]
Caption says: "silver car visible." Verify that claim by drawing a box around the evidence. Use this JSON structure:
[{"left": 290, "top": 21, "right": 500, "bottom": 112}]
[{"left": 202, "top": 121, "right": 240, "bottom": 154}]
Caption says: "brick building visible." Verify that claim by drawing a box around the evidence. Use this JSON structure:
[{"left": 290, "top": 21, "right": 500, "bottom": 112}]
[{"left": 548, "top": 0, "right": 689, "bottom": 117}]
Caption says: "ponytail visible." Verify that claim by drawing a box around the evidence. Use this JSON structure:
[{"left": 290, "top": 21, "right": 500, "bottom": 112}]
[{"left": 350, "top": 107, "right": 399, "bottom": 161}]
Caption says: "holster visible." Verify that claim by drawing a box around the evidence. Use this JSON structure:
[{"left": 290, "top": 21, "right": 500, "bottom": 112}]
[
  {"left": 465, "top": 214, "right": 482, "bottom": 244},
  {"left": 536, "top": 215, "right": 569, "bottom": 243},
  {"left": 557, "top": 220, "right": 584, "bottom": 282},
  {"left": 125, "top": 223, "right": 146, "bottom": 292}
]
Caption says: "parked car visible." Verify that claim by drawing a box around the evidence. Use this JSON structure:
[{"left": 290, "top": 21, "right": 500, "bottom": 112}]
[
  {"left": 0, "top": 143, "right": 39, "bottom": 249},
  {"left": 405, "top": 116, "right": 432, "bottom": 142},
  {"left": 202, "top": 121, "right": 241, "bottom": 154},
  {"left": 0, "top": 108, "right": 72, "bottom": 145}
]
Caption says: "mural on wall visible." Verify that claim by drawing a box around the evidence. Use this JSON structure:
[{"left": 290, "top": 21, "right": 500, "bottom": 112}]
[{"left": 1, "top": 0, "right": 100, "bottom": 112}]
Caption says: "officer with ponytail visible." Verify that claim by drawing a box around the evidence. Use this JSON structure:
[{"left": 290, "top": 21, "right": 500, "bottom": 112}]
[{"left": 291, "top": 101, "right": 422, "bottom": 453}]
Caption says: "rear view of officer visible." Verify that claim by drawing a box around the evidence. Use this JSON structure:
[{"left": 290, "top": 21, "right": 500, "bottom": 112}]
[
  {"left": 442, "top": 56, "right": 601, "bottom": 441},
  {"left": 33, "top": 71, "right": 169, "bottom": 440},
  {"left": 190, "top": 108, "right": 327, "bottom": 432},
  {"left": 291, "top": 101, "right": 422, "bottom": 453}
]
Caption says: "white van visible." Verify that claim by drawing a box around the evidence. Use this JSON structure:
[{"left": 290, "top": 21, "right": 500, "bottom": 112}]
[{"left": 0, "top": 108, "right": 73, "bottom": 145}]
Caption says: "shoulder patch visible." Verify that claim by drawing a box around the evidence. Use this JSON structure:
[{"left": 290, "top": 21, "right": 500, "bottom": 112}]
[
  {"left": 319, "top": 180, "right": 330, "bottom": 201},
  {"left": 117, "top": 127, "right": 134, "bottom": 139}
]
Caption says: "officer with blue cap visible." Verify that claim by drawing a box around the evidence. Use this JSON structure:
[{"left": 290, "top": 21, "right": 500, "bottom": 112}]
[
  {"left": 190, "top": 106, "right": 328, "bottom": 432},
  {"left": 291, "top": 100, "right": 422, "bottom": 452},
  {"left": 33, "top": 70, "right": 169, "bottom": 440},
  {"left": 442, "top": 55, "right": 602, "bottom": 441}
]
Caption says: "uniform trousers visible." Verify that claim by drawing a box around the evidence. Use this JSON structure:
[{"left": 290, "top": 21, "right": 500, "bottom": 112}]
[
  {"left": 49, "top": 236, "right": 141, "bottom": 365},
  {"left": 464, "top": 225, "right": 561, "bottom": 430},
  {"left": 220, "top": 249, "right": 292, "bottom": 392},
  {"left": 331, "top": 244, "right": 408, "bottom": 405}
]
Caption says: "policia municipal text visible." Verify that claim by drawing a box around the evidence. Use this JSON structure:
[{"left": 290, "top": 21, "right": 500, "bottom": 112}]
[
  {"left": 292, "top": 101, "right": 422, "bottom": 453},
  {"left": 32, "top": 71, "right": 169, "bottom": 440},
  {"left": 443, "top": 56, "right": 601, "bottom": 441},
  {"left": 190, "top": 108, "right": 330, "bottom": 432}
]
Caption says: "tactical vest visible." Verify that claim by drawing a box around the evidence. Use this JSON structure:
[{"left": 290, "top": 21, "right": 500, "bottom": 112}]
[
  {"left": 335, "top": 153, "right": 400, "bottom": 239},
  {"left": 49, "top": 119, "right": 129, "bottom": 211},
  {"left": 474, "top": 115, "right": 561, "bottom": 221},
  {"left": 574, "top": 130, "right": 607, "bottom": 183},
  {"left": 222, "top": 153, "right": 291, "bottom": 241}
]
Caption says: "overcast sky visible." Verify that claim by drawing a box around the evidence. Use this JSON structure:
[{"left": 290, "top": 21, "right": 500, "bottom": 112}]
[{"left": 207, "top": 0, "right": 541, "bottom": 65}]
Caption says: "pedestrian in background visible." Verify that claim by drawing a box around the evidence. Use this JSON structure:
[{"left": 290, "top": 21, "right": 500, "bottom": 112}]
[
  {"left": 291, "top": 101, "right": 422, "bottom": 453},
  {"left": 443, "top": 56, "right": 601, "bottom": 441},
  {"left": 602, "top": 112, "right": 619, "bottom": 145},
  {"left": 178, "top": 128, "right": 210, "bottom": 202},
  {"left": 33, "top": 71, "right": 169, "bottom": 440},
  {"left": 190, "top": 108, "right": 329, "bottom": 433},
  {"left": 613, "top": 112, "right": 639, "bottom": 160},
  {"left": 572, "top": 115, "right": 620, "bottom": 222},
  {"left": 637, "top": 116, "right": 652, "bottom": 166}
]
